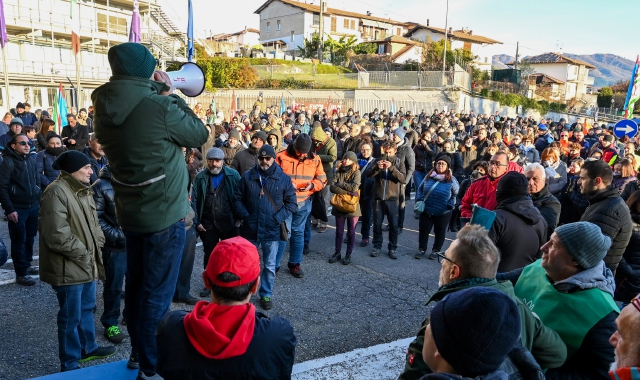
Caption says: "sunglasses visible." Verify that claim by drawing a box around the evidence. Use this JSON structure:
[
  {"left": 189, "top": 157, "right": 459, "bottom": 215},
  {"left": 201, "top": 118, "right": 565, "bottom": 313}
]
[
  {"left": 258, "top": 157, "right": 273, "bottom": 162},
  {"left": 16, "top": 141, "right": 28, "bottom": 146},
  {"left": 489, "top": 160, "right": 508, "bottom": 167}
]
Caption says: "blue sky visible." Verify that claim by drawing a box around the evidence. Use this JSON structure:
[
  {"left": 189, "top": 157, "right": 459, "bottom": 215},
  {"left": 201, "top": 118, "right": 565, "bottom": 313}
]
[{"left": 162, "top": 0, "right": 639, "bottom": 61}]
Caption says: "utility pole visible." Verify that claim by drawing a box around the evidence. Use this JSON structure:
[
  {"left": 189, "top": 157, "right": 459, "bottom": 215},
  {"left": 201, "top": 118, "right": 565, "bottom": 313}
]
[
  {"left": 317, "top": 1, "right": 325, "bottom": 61},
  {"left": 514, "top": 41, "right": 519, "bottom": 70},
  {"left": 441, "top": 0, "right": 449, "bottom": 87}
]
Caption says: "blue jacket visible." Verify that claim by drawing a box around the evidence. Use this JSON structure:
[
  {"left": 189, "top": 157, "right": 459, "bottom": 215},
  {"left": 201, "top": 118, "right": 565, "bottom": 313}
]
[
  {"left": 16, "top": 111, "right": 37, "bottom": 127},
  {"left": 35, "top": 150, "right": 61, "bottom": 188},
  {"left": 416, "top": 174, "right": 459, "bottom": 216},
  {"left": 233, "top": 164, "right": 297, "bottom": 242}
]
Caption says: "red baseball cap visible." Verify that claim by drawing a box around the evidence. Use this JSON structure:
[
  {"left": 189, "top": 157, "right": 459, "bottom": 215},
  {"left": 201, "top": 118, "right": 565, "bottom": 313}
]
[{"left": 204, "top": 236, "right": 260, "bottom": 287}]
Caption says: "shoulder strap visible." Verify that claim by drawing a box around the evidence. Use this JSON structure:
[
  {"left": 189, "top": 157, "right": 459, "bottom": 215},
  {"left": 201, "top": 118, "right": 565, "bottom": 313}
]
[
  {"left": 261, "top": 183, "right": 280, "bottom": 212},
  {"left": 423, "top": 180, "right": 440, "bottom": 201}
]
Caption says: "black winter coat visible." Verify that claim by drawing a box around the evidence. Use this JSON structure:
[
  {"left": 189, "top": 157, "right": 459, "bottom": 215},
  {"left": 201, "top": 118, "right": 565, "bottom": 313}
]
[
  {"left": 230, "top": 144, "right": 259, "bottom": 176},
  {"left": 559, "top": 175, "right": 590, "bottom": 224},
  {"left": 614, "top": 213, "right": 640, "bottom": 303},
  {"left": 82, "top": 147, "right": 108, "bottom": 185},
  {"left": 156, "top": 310, "right": 297, "bottom": 380},
  {"left": 460, "top": 148, "right": 478, "bottom": 176},
  {"left": 92, "top": 166, "right": 125, "bottom": 250},
  {"left": 621, "top": 177, "right": 639, "bottom": 201},
  {"left": 0, "top": 148, "right": 41, "bottom": 214},
  {"left": 35, "top": 150, "right": 62, "bottom": 188},
  {"left": 435, "top": 151, "right": 465, "bottom": 181},
  {"left": 413, "top": 142, "right": 436, "bottom": 173},
  {"left": 395, "top": 138, "right": 415, "bottom": 185},
  {"left": 580, "top": 186, "right": 633, "bottom": 273},
  {"left": 61, "top": 124, "right": 90, "bottom": 151},
  {"left": 489, "top": 197, "right": 547, "bottom": 272},
  {"left": 530, "top": 185, "right": 560, "bottom": 239},
  {"left": 366, "top": 156, "right": 407, "bottom": 201}
]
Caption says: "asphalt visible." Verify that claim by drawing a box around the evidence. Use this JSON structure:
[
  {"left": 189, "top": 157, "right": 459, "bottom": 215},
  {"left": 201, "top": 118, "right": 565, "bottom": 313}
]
[{"left": 0, "top": 199, "right": 457, "bottom": 380}]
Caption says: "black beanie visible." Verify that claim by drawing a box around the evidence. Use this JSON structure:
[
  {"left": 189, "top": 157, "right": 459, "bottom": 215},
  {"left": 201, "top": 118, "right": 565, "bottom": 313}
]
[
  {"left": 108, "top": 42, "right": 157, "bottom": 79},
  {"left": 496, "top": 171, "right": 528, "bottom": 203},
  {"left": 430, "top": 287, "right": 520, "bottom": 377},
  {"left": 293, "top": 134, "right": 312, "bottom": 154},
  {"left": 53, "top": 151, "right": 91, "bottom": 174},
  {"left": 435, "top": 154, "right": 451, "bottom": 170},
  {"left": 252, "top": 122, "right": 261, "bottom": 131}
]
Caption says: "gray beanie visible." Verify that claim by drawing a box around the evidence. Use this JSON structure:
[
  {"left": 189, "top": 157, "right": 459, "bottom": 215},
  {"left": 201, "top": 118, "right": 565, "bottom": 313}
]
[
  {"left": 342, "top": 151, "right": 357, "bottom": 163},
  {"left": 555, "top": 222, "right": 611, "bottom": 269}
]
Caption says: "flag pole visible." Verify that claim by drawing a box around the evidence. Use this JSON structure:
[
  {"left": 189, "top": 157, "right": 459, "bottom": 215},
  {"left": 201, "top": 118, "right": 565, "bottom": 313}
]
[{"left": 2, "top": 46, "right": 9, "bottom": 108}]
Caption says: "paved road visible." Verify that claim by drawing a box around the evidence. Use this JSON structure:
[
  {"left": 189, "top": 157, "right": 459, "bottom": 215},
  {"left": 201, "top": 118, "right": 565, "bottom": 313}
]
[{"left": 0, "top": 199, "right": 456, "bottom": 380}]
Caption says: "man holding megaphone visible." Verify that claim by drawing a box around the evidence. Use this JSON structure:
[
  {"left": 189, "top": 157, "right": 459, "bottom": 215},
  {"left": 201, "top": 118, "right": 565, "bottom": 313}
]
[{"left": 91, "top": 42, "right": 208, "bottom": 380}]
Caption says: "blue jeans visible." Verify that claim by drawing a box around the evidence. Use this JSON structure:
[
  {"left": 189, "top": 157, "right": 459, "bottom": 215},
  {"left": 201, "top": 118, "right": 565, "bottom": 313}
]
[
  {"left": 304, "top": 213, "right": 312, "bottom": 248},
  {"left": 277, "top": 199, "right": 312, "bottom": 268},
  {"left": 0, "top": 236, "right": 8, "bottom": 267},
  {"left": 413, "top": 171, "right": 427, "bottom": 191},
  {"left": 7, "top": 204, "right": 39, "bottom": 276},
  {"left": 100, "top": 248, "right": 127, "bottom": 328},
  {"left": 252, "top": 240, "right": 279, "bottom": 298},
  {"left": 52, "top": 281, "right": 98, "bottom": 371},
  {"left": 123, "top": 220, "right": 185, "bottom": 375},
  {"left": 174, "top": 226, "right": 197, "bottom": 300}
]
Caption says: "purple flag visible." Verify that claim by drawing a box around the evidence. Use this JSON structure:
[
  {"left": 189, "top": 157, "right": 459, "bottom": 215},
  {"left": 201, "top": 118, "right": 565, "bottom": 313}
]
[
  {"left": 0, "top": 0, "right": 8, "bottom": 48},
  {"left": 128, "top": 0, "right": 141, "bottom": 43}
]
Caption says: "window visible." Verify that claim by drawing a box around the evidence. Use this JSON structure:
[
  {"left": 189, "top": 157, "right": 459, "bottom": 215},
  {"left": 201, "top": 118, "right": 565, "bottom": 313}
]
[
  {"left": 313, "top": 14, "right": 319, "bottom": 25},
  {"left": 277, "top": 20, "right": 281, "bottom": 31},
  {"left": 396, "top": 27, "right": 401, "bottom": 36},
  {"left": 33, "top": 88, "right": 42, "bottom": 107},
  {"left": 343, "top": 19, "right": 349, "bottom": 29},
  {"left": 47, "top": 88, "right": 57, "bottom": 107},
  {"left": 97, "top": 13, "right": 127, "bottom": 34},
  {"left": 267, "top": 22, "right": 270, "bottom": 33},
  {"left": 291, "top": 31, "right": 295, "bottom": 42},
  {"left": 350, "top": 20, "right": 355, "bottom": 29}
]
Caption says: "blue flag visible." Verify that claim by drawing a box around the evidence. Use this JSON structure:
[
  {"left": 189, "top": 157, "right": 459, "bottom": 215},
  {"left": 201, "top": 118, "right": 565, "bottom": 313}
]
[{"left": 280, "top": 94, "right": 286, "bottom": 116}]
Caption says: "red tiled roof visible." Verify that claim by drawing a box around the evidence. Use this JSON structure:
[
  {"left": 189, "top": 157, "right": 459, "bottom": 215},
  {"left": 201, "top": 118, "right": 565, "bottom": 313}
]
[
  {"left": 519, "top": 53, "right": 596, "bottom": 69},
  {"left": 255, "top": 0, "right": 405, "bottom": 25},
  {"left": 404, "top": 23, "right": 501, "bottom": 45}
]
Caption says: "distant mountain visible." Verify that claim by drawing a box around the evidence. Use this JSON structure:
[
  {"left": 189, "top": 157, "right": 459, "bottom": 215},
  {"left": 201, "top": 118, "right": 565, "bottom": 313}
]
[{"left": 491, "top": 53, "right": 634, "bottom": 88}]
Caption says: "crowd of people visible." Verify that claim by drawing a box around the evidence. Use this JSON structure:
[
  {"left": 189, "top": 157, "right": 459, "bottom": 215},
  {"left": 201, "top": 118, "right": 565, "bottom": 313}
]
[{"left": 1, "top": 41, "right": 640, "bottom": 379}]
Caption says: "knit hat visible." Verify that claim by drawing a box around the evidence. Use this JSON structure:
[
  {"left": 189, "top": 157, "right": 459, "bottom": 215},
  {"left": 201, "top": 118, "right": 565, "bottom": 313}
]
[
  {"left": 204, "top": 236, "right": 260, "bottom": 287},
  {"left": 46, "top": 134, "right": 62, "bottom": 143},
  {"left": 285, "top": 119, "right": 294, "bottom": 126},
  {"left": 251, "top": 122, "right": 261, "bottom": 131},
  {"left": 9, "top": 117, "right": 23, "bottom": 126},
  {"left": 252, "top": 131, "right": 267, "bottom": 143},
  {"left": 603, "top": 135, "right": 615, "bottom": 142},
  {"left": 496, "top": 172, "right": 528, "bottom": 202},
  {"left": 41, "top": 110, "right": 50, "bottom": 118},
  {"left": 108, "top": 42, "right": 157, "bottom": 79},
  {"left": 343, "top": 151, "right": 357, "bottom": 163},
  {"left": 293, "top": 133, "right": 312, "bottom": 154},
  {"left": 554, "top": 222, "right": 611, "bottom": 269},
  {"left": 437, "top": 132, "right": 449, "bottom": 141},
  {"left": 430, "top": 287, "right": 520, "bottom": 377},
  {"left": 435, "top": 154, "right": 451, "bottom": 169},
  {"left": 16, "top": 102, "right": 25, "bottom": 110},
  {"left": 257, "top": 145, "right": 276, "bottom": 159},
  {"left": 393, "top": 128, "right": 406, "bottom": 140},
  {"left": 205, "top": 147, "right": 224, "bottom": 160},
  {"left": 52, "top": 151, "right": 91, "bottom": 174},
  {"left": 228, "top": 129, "right": 242, "bottom": 141}
]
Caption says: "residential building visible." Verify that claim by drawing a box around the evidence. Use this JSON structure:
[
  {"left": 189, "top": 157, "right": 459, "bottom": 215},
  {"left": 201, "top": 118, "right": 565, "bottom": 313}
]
[
  {"left": 254, "top": 0, "right": 410, "bottom": 56},
  {"left": 0, "top": 0, "right": 185, "bottom": 110},
  {"left": 369, "top": 35, "right": 422, "bottom": 64}
]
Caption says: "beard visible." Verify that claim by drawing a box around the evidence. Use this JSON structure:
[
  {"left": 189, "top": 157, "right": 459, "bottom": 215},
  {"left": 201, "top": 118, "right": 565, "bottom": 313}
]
[{"left": 208, "top": 167, "right": 222, "bottom": 175}]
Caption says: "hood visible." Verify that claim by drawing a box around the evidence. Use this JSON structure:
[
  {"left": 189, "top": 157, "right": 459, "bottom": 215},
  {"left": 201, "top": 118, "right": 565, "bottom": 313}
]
[
  {"left": 98, "top": 165, "right": 111, "bottom": 180},
  {"left": 268, "top": 127, "right": 283, "bottom": 146},
  {"left": 554, "top": 261, "right": 616, "bottom": 297},
  {"left": 310, "top": 126, "right": 327, "bottom": 142},
  {"left": 91, "top": 76, "right": 168, "bottom": 126},
  {"left": 183, "top": 302, "right": 256, "bottom": 360},
  {"left": 496, "top": 197, "right": 541, "bottom": 225}
]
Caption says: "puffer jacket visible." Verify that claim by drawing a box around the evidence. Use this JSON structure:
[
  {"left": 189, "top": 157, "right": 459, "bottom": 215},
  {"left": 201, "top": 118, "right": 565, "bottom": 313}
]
[
  {"left": 460, "top": 174, "right": 505, "bottom": 218},
  {"left": 92, "top": 76, "right": 208, "bottom": 233},
  {"left": 531, "top": 185, "right": 561, "bottom": 239},
  {"left": 489, "top": 197, "right": 547, "bottom": 272},
  {"left": 621, "top": 177, "right": 640, "bottom": 201},
  {"left": 614, "top": 213, "right": 640, "bottom": 303},
  {"left": 580, "top": 186, "right": 633, "bottom": 273},
  {"left": 35, "top": 150, "right": 62, "bottom": 188},
  {"left": 310, "top": 127, "right": 337, "bottom": 184},
  {"left": 365, "top": 155, "right": 407, "bottom": 201},
  {"left": 330, "top": 163, "right": 362, "bottom": 218},
  {"left": 220, "top": 140, "right": 245, "bottom": 167},
  {"left": 416, "top": 173, "right": 459, "bottom": 216},
  {"left": 0, "top": 147, "right": 41, "bottom": 214},
  {"left": 413, "top": 142, "right": 436, "bottom": 173},
  {"left": 39, "top": 171, "right": 106, "bottom": 286},
  {"left": 231, "top": 143, "right": 259, "bottom": 176},
  {"left": 233, "top": 164, "right": 297, "bottom": 242},
  {"left": 276, "top": 145, "right": 327, "bottom": 205},
  {"left": 548, "top": 161, "right": 568, "bottom": 198},
  {"left": 358, "top": 155, "right": 376, "bottom": 201},
  {"left": 435, "top": 151, "right": 465, "bottom": 181},
  {"left": 92, "top": 166, "right": 125, "bottom": 250}
]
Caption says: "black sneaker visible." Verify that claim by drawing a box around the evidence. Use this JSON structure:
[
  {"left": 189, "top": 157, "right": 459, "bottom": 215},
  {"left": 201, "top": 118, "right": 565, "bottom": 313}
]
[
  {"left": 127, "top": 356, "right": 140, "bottom": 369},
  {"left": 27, "top": 266, "right": 39, "bottom": 275},
  {"left": 79, "top": 346, "right": 117, "bottom": 363},
  {"left": 370, "top": 248, "right": 380, "bottom": 257},
  {"left": 341, "top": 254, "right": 352, "bottom": 265},
  {"left": 173, "top": 295, "right": 199, "bottom": 306},
  {"left": 382, "top": 224, "right": 390, "bottom": 231},
  {"left": 199, "top": 287, "right": 209, "bottom": 298},
  {"left": 415, "top": 250, "right": 426, "bottom": 259},
  {"left": 302, "top": 245, "right": 310, "bottom": 255},
  {"left": 15, "top": 275, "right": 36, "bottom": 286},
  {"left": 398, "top": 227, "right": 403, "bottom": 234},
  {"left": 388, "top": 250, "right": 398, "bottom": 259},
  {"left": 104, "top": 326, "right": 127, "bottom": 344},
  {"left": 328, "top": 252, "right": 341, "bottom": 263},
  {"left": 137, "top": 371, "right": 163, "bottom": 380},
  {"left": 260, "top": 296, "right": 272, "bottom": 310},
  {"left": 359, "top": 239, "right": 369, "bottom": 247}
]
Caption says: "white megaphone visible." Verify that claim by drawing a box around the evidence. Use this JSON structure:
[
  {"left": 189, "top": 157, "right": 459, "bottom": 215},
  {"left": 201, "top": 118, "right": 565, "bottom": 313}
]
[{"left": 167, "top": 62, "right": 205, "bottom": 97}]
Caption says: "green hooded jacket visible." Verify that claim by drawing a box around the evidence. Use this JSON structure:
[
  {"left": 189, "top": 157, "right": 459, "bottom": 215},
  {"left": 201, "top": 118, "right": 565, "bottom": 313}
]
[
  {"left": 91, "top": 76, "right": 208, "bottom": 232},
  {"left": 398, "top": 278, "right": 568, "bottom": 380},
  {"left": 39, "top": 171, "right": 106, "bottom": 286},
  {"left": 310, "top": 127, "right": 337, "bottom": 183}
]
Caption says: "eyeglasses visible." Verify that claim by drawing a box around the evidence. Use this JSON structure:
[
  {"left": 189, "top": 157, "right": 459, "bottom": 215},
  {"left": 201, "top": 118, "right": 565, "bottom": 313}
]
[
  {"left": 632, "top": 295, "right": 640, "bottom": 314},
  {"left": 16, "top": 141, "right": 28, "bottom": 146},
  {"left": 436, "top": 252, "right": 457, "bottom": 266},
  {"left": 489, "top": 160, "right": 508, "bottom": 167},
  {"left": 560, "top": 134, "right": 568, "bottom": 137},
  {"left": 258, "top": 157, "right": 273, "bottom": 162}
]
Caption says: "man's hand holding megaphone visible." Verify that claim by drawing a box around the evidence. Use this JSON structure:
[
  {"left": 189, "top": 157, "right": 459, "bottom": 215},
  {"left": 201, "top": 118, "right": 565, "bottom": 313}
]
[{"left": 152, "top": 70, "right": 175, "bottom": 96}]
